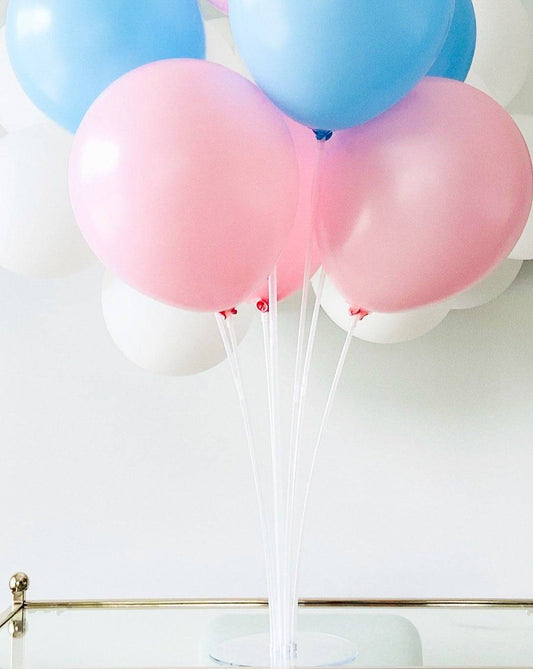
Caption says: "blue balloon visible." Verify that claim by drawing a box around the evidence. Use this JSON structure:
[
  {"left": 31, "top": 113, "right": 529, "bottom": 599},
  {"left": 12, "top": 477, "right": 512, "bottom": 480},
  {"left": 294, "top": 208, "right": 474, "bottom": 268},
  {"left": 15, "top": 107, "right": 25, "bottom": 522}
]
[
  {"left": 229, "top": 0, "right": 455, "bottom": 131},
  {"left": 6, "top": 0, "right": 205, "bottom": 133},
  {"left": 428, "top": 0, "right": 476, "bottom": 81}
]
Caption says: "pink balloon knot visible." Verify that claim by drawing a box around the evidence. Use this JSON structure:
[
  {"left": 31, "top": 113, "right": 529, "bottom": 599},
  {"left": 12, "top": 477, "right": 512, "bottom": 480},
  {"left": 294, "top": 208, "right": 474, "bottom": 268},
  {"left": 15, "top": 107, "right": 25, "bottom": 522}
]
[
  {"left": 349, "top": 307, "right": 370, "bottom": 321},
  {"left": 219, "top": 308, "right": 238, "bottom": 319},
  {"left": 256, "top": 299, "right": 270, "bottom": 313}
]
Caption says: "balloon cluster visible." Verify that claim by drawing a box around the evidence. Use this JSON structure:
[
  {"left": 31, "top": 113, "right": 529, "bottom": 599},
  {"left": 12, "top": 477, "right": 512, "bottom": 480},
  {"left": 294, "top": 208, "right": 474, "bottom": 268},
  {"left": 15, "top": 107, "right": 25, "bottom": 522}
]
[{"left": 0, "top": 0, "right": 533, "bottom": 371}]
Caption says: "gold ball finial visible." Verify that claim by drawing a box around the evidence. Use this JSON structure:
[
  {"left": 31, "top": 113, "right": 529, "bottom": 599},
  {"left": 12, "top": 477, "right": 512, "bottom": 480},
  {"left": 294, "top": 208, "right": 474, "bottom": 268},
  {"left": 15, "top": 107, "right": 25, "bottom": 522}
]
[{"left": 9, "top": 572, "right": 29, "bottom": 595}]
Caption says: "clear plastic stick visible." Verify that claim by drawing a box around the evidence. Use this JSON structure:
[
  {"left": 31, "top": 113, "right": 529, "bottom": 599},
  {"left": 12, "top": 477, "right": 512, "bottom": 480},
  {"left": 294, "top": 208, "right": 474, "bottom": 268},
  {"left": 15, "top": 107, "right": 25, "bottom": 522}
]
[
  {"left": 285, "top": 137, "right": 328, "bottom": 651},
  {"left": 259, "top": 311, "right": 281, "bottom": 666},
  {"left": 288, "top": 140, "right": 327, "bottom": 471},
  {"left": 291, "top": 315, "right": 359, "bottom": 628},
  {"left": 286, "top": 267, "right": 326, "bottom": 642},
  {"left": 265, "top": 269, "right": 291, "bottom": 667},
  {"left": 215, "top": 312, "right": 276, "bottom": 657}
]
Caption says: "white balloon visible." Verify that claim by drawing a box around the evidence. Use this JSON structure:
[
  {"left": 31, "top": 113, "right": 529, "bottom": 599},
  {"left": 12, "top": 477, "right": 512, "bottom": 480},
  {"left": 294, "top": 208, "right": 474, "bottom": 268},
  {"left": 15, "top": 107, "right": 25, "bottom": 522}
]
[
  {"left": 314, "top": 274, "right": 450, "bottom": 345},
  {"left": 0, "top": 2, "right": 6, "bottom": 28},
  {"left": 0, "top": 122, "right": 95, "bottom": 277},
  {"left": 102, "top": 273, "right": 255, "bottom": 376},
  {"left": 205, "top": 17, "right": 252, "bottom": 80},
  {"left": 465, "top": 72, "right": 491, "bottom": 96},
  {"left": 508, "top": 0, "right": 533, "bottom": 113},
  {"left": 468, "top": 0, "right": 533, "bottom": 107},
  {"left": 0, "top": 27, "right": 49, "bottom": 132},
  {"left": 447, "top": 259, "right": 523, "bottom": 310},
  {"left": 199, "top": 0, "right": 221, "bottom": 20},
  {"left": 508, "top": 115, "right": 533, "bottom": 260}
]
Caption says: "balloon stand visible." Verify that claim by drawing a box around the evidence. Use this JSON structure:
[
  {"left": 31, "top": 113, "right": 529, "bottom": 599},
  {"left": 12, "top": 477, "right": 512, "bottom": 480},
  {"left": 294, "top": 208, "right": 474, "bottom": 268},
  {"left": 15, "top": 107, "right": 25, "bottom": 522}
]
[
  {"left": 209, "top": 632, "right": 358, "bottom": 667},
  {"left": 215, "top": 239, "right": 364, "bottom": 667}
]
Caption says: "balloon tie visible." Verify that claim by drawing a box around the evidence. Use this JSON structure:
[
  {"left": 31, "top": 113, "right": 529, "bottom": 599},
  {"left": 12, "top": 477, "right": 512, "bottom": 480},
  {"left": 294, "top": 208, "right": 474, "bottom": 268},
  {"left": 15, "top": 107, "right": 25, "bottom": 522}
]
[
  {"left": 219, "top": 308, "right": 238, "bottom": 319},
  {"left": 349, "top": 306, "right": 370, "bottom": 321},
  {"left": 256, "top": 299, "right": 269, "bottom": 313},
  {"left": 313, "top": 129, "right": 333, "bottom": 142}
]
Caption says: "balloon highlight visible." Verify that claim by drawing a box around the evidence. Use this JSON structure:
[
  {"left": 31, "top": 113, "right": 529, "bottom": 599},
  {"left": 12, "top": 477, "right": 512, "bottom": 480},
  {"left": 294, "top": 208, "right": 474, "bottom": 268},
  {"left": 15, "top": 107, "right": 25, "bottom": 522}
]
[
  {"left": 428, "top": 0, "right": 476, "bottom": 81},
  {"left": 102, "top": 272, "right": 254, "bottom": 376},
  {"left": 6, "top": 0, "right": 206, "bottom": 132},
  {"left": 317, "top": 78, "right": 533, "bottom": 312},
  {"left": 229, "top": 0, "right": 455, "bottom": 130},
  {"left": 69, "top": 59, "right": 299, "bottom": 313}
]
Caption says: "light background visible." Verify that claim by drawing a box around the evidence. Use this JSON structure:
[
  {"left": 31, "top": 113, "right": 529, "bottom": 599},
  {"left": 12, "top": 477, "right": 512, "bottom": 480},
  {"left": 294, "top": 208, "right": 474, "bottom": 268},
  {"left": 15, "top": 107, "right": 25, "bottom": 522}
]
[
  {"left": 0, "top": 260, "right": 532, "bottom": 601},
  {"left": 0, "top": 0, "right": 533, "bottom": 605}
]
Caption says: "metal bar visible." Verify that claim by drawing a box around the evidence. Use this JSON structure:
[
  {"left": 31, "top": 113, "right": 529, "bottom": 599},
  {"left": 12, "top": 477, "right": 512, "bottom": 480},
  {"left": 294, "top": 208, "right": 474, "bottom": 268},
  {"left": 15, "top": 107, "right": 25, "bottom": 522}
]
[
  {"left": 26, "top": 599, "right": 268, "bottom": 610},
  {"left": 0, "top": 604, "right": 23, "bottom": 631},
  {"left": 24, "top": 598, "right": 533, "bottom": 611}
]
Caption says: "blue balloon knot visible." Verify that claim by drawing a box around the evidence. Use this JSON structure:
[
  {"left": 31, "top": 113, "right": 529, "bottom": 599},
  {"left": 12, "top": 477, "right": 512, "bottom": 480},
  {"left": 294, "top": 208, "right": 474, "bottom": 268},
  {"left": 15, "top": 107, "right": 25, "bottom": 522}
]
[{"left": 314, "top": 129, "right": 333, "bottom": 142}]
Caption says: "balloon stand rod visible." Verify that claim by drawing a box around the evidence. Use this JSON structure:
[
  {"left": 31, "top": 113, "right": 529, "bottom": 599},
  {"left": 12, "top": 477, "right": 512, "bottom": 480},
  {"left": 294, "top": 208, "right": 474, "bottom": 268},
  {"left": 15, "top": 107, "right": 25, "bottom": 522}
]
[
  {"left": 286, "top": 267, "right": 326, "bottom": 639},
  {"left": 265, "top": 269, "right": 292, "bottom": 667},
  {"left": 214, "top": 312, "right": 276, "bottom": 638},
  {"left": 292, "top": 314, "right": 361, "bottom": 600},
  {"left": 215, "top": 134, "right": 359, "bottom": 668},
  {"left": 216, "top": 298, "right": 364, "bottom": 667},
  {"left": 317, "top": 313, "right": 361, "bottom": 450},
  {"left": 284, "top": 135, "right": 329, "bottom": 652}
]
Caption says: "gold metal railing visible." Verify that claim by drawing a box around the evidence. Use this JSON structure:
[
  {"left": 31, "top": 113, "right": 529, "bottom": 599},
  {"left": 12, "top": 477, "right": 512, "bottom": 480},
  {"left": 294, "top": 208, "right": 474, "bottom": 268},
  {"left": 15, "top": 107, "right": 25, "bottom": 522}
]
[
  {"left": 23, "top": 598, "right": 533, "bottom": 610},
  {"left": 0, "top": 604, "right": 23, "bottom": 632},
  {"left": 2, "top": 572, "right": 533, "bottom": 632}
]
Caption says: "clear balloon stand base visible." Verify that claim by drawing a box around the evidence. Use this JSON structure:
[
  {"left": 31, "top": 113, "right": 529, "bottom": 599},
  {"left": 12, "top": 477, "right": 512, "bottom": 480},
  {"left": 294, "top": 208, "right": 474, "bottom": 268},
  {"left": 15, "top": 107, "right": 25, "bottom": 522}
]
[{"left": 209, "top": 632, "right": 358, "bottom": 667}]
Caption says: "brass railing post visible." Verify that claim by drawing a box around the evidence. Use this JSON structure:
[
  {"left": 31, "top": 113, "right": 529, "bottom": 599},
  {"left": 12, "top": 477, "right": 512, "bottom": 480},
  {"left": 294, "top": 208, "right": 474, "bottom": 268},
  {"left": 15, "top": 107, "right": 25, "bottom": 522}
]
[{"left": 8, "top": 573, "right": 29, "bottom": 638}]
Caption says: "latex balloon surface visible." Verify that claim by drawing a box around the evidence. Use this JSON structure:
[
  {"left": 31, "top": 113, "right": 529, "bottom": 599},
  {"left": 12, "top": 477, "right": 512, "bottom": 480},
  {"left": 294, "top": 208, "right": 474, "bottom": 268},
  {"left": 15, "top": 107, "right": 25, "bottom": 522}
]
[
  {"left": 468, "top": 0, "right": 533, "bottom": 106},
  {"left": 6, "top": 0, "right": 206, "bottom": 132},
  {"left": 230, "top": 0, "right": 454, "bottom": 130},
  {"left": 447, "top": 259, "right": 523, "bottom": 310},
  {"left": 428, "top": 0, "right": 476, "bottom": 81},
  {"left": 102, "top": 272, "right": 254, "bottom": 376},
  {"left": 465, "top": 71, "right": 491, "bottom": 96},
  {"left": 205, "top": 17, "right": 250, "bottom": 79},
  {"left": 256, "top": 118, "right": 321, "bottom": 303},
  {"left": 0, "top": 27, "right": 48, "bottom": 131},
  {"left": 508, "top": 115, "right": 533, "bottom": 260},
  {"left": 70, "top": 59, "right": 299, "bottom": 313},
  {"left": 314, "top": 274, "right": 450, "bottom": 345},
  {"left": 208, "top": 0, "right": 228, "bottom": 13},
  {"left": 507, "top": 0, "right": 533, "bottom": 114},
  {"left": 0, "top": 122, "right": 94, "bottom": 278},
  {"left": 317, "top": 78, "right": 533, "bottom": 313}
]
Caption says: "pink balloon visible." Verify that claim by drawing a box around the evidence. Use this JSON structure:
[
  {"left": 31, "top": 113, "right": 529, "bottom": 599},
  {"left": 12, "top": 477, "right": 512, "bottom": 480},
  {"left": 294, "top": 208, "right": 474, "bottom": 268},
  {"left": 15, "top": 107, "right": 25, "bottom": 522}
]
[
  {"left": 256, "top": 118, "right": 321, "bottom": 303},
  {"left": 317, "top": 78, "right": 533, "bottom": 313},
  {"left": 69, "top": 59, "right": 298, "bottom": 313},
  {"left": 208, "top": 0, "right": 228, "bottom": 12}
]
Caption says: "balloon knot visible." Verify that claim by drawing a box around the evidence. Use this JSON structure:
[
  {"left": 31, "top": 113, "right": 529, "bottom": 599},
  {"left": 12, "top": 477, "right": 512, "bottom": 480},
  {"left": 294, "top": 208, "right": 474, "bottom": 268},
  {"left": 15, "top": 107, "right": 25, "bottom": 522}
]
[
  {"left": 314, "top": 129, "right": 333, "bottom": 142},
  {"left": 219, "top": 308, "right": 238, "bottom": 319},
  {"left": 256, "top": 299, "right": 269, "bottom": 313},
  {"left": 349, "top": 307, "right": 370, "bottom": 321}
]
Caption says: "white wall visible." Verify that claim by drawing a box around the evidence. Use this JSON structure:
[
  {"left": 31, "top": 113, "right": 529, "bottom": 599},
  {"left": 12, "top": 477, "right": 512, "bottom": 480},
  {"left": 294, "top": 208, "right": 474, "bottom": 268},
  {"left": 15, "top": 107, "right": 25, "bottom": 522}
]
[{"left": 0, "top": 261, "right": 532, "bottom": 603}]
